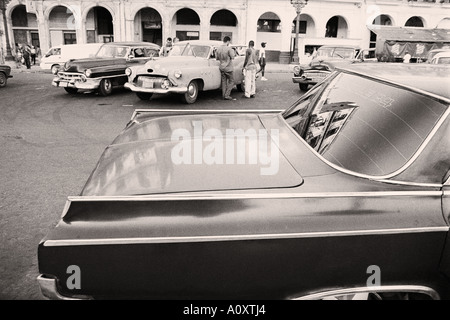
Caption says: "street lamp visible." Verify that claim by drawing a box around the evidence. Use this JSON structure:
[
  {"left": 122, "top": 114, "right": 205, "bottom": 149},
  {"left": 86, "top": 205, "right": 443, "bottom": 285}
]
[
  {"left": 0, "top": 0, "right": 13, "bottom": 60},
  {"left": 290, "top": 0, "right": 308, "bottom": 62}
]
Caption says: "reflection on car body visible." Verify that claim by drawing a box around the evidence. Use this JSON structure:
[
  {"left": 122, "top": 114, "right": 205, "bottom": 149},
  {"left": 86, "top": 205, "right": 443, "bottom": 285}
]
[{"left": 38, "top": 64, "right": 450, "bottom": 300}]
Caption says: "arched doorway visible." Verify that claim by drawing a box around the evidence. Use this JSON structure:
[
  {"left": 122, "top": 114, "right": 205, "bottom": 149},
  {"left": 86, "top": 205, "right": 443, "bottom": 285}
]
[
  {"left": 291, "top": 14, "right": 315, "bottom": 59},
  {"left": 11, "top": 5, "right": 39, "bottom": 47},
  {"left": 172, "top": 8, "right": 201, "bottom": 41},
  {"left": 86, "top": 7, "right": 113, "bottom": 43},
  {"left": 370, "top": 15, "right": 393, "bottom": 49},
  {"left": 210, "top": 9, "right": 237, "bottom": 42},
  {"left": 257, "top": 12, "right": 282, "bottom": 62},
  {"left": 134, "top": 8, "right": 162, "bottom": 46},
  {"left": 325, "top": 16, "right": 348, "bottom": 38},
  {"left": 49, "top": 5, "right": 77, "bottom": 46},
  {"left": 405, "top": 16, "right": 424, "bottom": 27}
]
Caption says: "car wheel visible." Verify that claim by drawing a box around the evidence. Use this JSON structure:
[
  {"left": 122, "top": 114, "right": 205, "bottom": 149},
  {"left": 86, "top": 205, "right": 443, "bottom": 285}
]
[
  {"left": 0, "top": 72, "right": 6, "bottom": 88},
  {"left": 98, "top": 78, "right": 113, "bottom": 96},
  {"left": 136, "top": 92, "right": 153, "bottom": 100},
  {"left": 181, "top": 80, "right": 199, "bottom": 104},
  {"left": 299, "top": 84, "right": 309, "bottom": 91},
  {"left": 51, "top": 65, "right": 60, "bottom": 75},
  {"left": 64, "top": 87, "right": 78, "bottom": 94}
]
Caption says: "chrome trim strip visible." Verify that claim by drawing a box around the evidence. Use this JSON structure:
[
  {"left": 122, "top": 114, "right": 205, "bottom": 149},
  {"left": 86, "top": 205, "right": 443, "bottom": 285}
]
[
  {"left": 43, "top": 226, "right": 449, "bottom": 247},
  {"left": 130, "top": 108, "right": 284, "bottom": 121},
  {"left": 376, "top": 179, "right": 442, "bottom": 188},
  {"left": 282, "top": 107, "right": 450, "bottom": 183},
  {"left": 70, "top": 191, "right": 442, "bottom": 202},
  {"left": 292, "top": 285, "right": 440, "bottom": 300},
  {"left": 37, "top": 275, "right": 86, "bottom": 300}
]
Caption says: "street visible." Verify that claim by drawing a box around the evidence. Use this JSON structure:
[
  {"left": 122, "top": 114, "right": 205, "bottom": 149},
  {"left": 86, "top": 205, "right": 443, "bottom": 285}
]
[{"left": 0, "top": 69, "right": 302, "bottom": 299}]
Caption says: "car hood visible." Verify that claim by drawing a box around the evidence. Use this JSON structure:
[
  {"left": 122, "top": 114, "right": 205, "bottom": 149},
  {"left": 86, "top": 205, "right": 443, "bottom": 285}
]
[
  {"left": 63, "top": 57, "right": 126, "bottom": 73},
  {"left": 81, "top": 114, "right": 303, "bottom": 196},
  {"left": 136, "top": 56, "right": 210, "bottom": 76}
]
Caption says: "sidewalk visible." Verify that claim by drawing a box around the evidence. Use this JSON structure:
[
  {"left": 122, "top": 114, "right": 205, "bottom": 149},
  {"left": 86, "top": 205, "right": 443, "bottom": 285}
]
[{"left": 4, "top": 59, "right": 50, "bottom": 74}]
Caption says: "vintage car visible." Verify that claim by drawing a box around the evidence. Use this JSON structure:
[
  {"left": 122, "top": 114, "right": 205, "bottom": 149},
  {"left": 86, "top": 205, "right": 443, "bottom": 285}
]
[
  {"left": 38, "top": 64, "right": 450, "bottom": 300},
  {"left": 124, "top": 40, "right": 248, "bottom": 104},
  {"left": 292, "top": 46, "right": 376, "bottom": 91},
  {"left": 52, "top": 42, "right": 160, "bottom": 96},
  {"left": 430, "top": 51, "right": 450, "bottom": 65},
  {"left": 0, "top": 64, "right": 13, "bottom": 87}
]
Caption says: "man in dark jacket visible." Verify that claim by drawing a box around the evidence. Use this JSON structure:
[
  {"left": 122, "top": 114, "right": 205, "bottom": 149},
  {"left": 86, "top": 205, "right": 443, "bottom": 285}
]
[{"left": 215, "top": 36, "right": 236, "bottom": 100}]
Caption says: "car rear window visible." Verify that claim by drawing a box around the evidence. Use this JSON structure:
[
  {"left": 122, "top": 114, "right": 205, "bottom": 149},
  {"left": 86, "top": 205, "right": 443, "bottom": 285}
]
[{"left": 303, "top": 72, "right": 448, "bottom": 177}]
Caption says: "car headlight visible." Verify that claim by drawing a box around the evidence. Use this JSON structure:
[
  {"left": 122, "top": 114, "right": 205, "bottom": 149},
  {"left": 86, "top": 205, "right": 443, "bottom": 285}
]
[
  {"left": 293, "top": 66, "right": 300, "bottom": 74},
  {"left": 174, "top": 70, "right": 182, "bottom": 79},
  {"left": 81, "top": 75, "right": 87, "bottom": 82},
  {"left": 64, "top": 61, "right": 70, "bottom": 70},
  {"left": 161, "top": 79, "right": 171, "bottom": 89},
  {"left": 125, "top": 68, "right": 132, "bottom": 76},
  {"left": 85, "top": 69, "right": 92, "bottom": 77}
]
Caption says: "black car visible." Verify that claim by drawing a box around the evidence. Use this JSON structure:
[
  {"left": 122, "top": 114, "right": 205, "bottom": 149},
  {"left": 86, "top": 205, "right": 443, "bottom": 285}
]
[{"left": 52, "top": 42, "right": 160, "bottom": 96}]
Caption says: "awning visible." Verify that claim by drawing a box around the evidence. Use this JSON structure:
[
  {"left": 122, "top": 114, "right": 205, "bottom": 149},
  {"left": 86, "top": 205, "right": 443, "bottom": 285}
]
[{"left": 368, "top": 26, "right": 450, "bottom": 43}]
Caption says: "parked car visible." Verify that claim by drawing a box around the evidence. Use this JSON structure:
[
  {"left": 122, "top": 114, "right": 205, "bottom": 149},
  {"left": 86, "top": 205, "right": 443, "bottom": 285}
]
[
  {"left": 292, "top": 46, "right": 376, "bottom": 91},
  {"left": 38, "top": 64, "right": 450, "bottom": 300},
  {"left": 124, "top": 40, "right": 248, "bottom": 104},
  {"left": 40, "top": 43, "right": 104, "bottom": 75},
  {"left": 52, "top": 42, "right": 160, "bottom": 96},
  {"left": 429, "top": 51, "right": 450, "bottom": 65},
  {"left": 425, "top": 48, "right": 450, "bottom": 63},
  {"left": 0, "top": 64, "right": 12, "bottom": 87}
]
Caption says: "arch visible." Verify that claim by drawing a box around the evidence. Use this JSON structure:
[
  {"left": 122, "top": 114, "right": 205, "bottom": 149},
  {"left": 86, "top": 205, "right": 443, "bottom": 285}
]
[
  {"left": 436, "top": 18, "right": 450, "bottom": 29},
  {"left": 10, "top": 4, "right": 40, "bottom": 48},
  {"left": 82, "top": 4, "right": 115, "bottom": 22},
  {"left": 257, "top": 12, "right": 282, "bottom": 33},
  {"left": 171, "top": 8, "right": 201, "bottom": 41},
  {"left": 372, "top": 14, "right": 394, "bottom": 26},
  {"left": 210, "top": 9, "right": 238, "bottom": 42},
  {"left": 405, "top": 16, "right": 425, "bottom": 28},
  {"left": 85, "top": 6, "right": 114, "bottom": 43},
  {"left": 292, "top": 14, "right": 316, "bottom": 37},
  {"left": 47, "top": 5, "right": 79, "bottom": 46},
  {"left": 134, "top": 7, "right": 163, "bottom": 45},
  {"left": 325, "top": 15, "right": 348, "bottom": 38}
]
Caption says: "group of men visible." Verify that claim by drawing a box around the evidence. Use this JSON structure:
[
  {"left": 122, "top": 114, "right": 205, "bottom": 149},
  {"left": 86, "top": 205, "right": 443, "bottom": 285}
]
[
  {"left": 216, "top": 36, "right": 268, "bottom": 101},
  {"left": 159, "top": 37, "right": 180, "bottom": 57}
]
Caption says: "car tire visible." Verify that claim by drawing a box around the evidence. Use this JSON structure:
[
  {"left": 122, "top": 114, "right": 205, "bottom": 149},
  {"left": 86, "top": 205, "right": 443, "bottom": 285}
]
[
  {"left": 299, "top": 84, "right": 309, "bottom": 91},
  {"left": 64, "top": 87, "right": 78, "bottom": 94},
  {"left": 136, "top": 92, "right": 153, "bottom": 100},
  {"left": 0, "top": 72, "right": 6, "bottom": 88},
  {"left": 181, "top": 80, "right": 199, "bottom": 104},
  {"left": 98, "top": 79, "right": 113, "bottom": 96},
  {"left": 51, "top": 65, "right": 60, "bottom": 75}
]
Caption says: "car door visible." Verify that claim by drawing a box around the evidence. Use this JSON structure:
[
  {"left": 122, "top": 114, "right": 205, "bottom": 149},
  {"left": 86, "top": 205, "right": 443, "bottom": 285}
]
[{"left": 208, "top": 46, "right": 221, "bottom": 89}]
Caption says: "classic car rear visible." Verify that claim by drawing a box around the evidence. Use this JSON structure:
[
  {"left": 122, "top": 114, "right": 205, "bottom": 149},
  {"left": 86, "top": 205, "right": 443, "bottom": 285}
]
[
  {"left": 52, "top": 42, "right": 160, "bottom": 96},
  {"left": 292, "top": 45, "right": 366, "bottom": 91},
  {"left": 0, "top": 64, "right": 12, "bottom": 87},
  {"left": 124, "top": 40, "right": 247, "bottom": 104},
  {"left": 38, "top": 64, "right": 450, "bottom": 300}
]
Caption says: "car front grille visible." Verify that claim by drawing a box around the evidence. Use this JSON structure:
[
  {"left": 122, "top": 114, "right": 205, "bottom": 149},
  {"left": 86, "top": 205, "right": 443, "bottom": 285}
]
[
  {"left": 136, "top": 76, "right": 165, "bottom": 89},
  {"left": 58, "top": 72, "right": 84, "bottom": 82}
]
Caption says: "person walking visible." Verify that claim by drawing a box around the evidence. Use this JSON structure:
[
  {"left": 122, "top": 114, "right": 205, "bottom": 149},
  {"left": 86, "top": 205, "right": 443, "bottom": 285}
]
[
  {"left": 30, "top": 46, "right": 36, "bottom": 65},
  {"left": 23, "top": 45, "right": 31, "bottom": 69},
  {"left": 243, "top": 40, "right": 257, "bottom": 98},
  {"left": 15, "top": 45, "right": 23, "bottom": 69},
  {"left": 258, "top": 42, "right": 267, "bottom": 81},
  {"left": 215, "top": 36, "right": 236, "bottom": 100}
]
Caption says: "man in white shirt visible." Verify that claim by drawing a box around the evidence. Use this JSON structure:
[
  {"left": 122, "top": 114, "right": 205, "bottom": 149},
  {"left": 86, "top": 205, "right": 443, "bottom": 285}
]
[{"left": 258, "top": 42, "right": 267, "bottom": 81}]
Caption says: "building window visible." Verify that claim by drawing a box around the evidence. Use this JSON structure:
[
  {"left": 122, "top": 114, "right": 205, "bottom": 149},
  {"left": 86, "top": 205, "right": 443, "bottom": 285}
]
[
  {"left": 257, "top": 12, "right": 281, "bottom": 33},
  {"left": 64, "top": 33, "right": 77, "bottom": 44},
  {"left": 210, "top": 32, "right": 232, "bottom": 42},
  {"left": 176, "top": 9, "right": 200, "bottom": 25},
  {"left": 176, "top": 31, "right": 199, "bottom": 41},
  {"left": 292, "top": 21, "right": 307, "bottom": 34}
]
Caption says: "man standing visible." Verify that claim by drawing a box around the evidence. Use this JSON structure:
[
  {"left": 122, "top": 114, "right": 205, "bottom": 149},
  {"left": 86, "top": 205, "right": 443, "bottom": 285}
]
[
  {"left": 159, "top": 37, "right": 173, "bottom": 57},
  {"left": 258, "top": 42, "right": 267, "bottom": 81},
  {"left": 243, "top": 40, "right": 257, "bottom": 98},
  {"left": 215, "top": 36, "right": 236, "bottom": 100}
]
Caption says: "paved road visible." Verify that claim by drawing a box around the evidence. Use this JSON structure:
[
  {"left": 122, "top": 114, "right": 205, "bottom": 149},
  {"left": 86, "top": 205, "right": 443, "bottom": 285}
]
[{"left": 0, "top": 70, "right": 303, "bottom": 299}]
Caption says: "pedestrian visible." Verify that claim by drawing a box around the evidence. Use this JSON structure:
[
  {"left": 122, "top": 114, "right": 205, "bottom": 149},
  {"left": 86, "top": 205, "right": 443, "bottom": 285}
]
[
  {"left": 15, "top": 44, "right": 23, "bottom": 69},
  {"left": 215, "top": 36, "right": 236, "bottom": 100},
  {"left": 173, "top": 37, "right": 179, "bottom": 44},
  {"left": 30, "top": 45, "right": 36, "bottom": 65},
  {"left": 258, "top": 42, "right": 267, "bottom": 81},
  {"left": 243, "top": 40, "right": 257, "bottom": 98},
  {"left": 23, "top": 45, "right": 31, "bottom": 69},
  {"left": 159, "top": 37, "right": 173, "bottom": 57},
  {"left": 403, "top": 51, "right": 411, "bottom": 63},
  {"left": 36, "top": 45, "right": 41, "bottom": 61}
]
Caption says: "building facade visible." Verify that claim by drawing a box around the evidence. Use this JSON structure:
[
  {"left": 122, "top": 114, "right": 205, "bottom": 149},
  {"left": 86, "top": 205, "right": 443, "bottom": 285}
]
[{"left": 1, "top": 0, "right": 450, "bottom": 63}]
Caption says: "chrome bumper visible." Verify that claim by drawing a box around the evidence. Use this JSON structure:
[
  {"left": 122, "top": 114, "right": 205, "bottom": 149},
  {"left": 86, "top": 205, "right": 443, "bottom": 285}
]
[
  {"left": 52, "top": 78, "right": 101, "bottom": 90},
  {"left": 37, "top": 275, "right": 92, "bottom": 300},
  {"left": 292, "top": 76, "right": 311, "bottom": 84},
  {"left": 124, "top": 82, "right": 188, "bottom": 94}
]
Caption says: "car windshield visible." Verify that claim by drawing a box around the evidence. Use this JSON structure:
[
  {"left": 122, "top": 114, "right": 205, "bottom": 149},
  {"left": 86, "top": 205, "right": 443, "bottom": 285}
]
[
  {"left": 96, "top": 45, "right": 128, "bottom": 58},
  {"left": 169, "top": 44, "right": 211, "bottom": 58},
  {"left": 316, "top": 48, "right": 354, "bottom": 59},
  {"left": 284, "top": 72, "right": 448, "bottom": 177}
]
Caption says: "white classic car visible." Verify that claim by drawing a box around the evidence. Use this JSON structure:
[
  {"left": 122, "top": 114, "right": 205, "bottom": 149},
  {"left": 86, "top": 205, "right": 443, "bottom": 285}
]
[{"left": 124, "top": 40, "right": 249, "bottom": 104}]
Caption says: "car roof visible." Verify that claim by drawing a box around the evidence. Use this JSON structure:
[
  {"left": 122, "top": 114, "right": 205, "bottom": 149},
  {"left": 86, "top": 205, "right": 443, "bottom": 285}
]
[
  {"left": 174, "top": 40, "right": 223, "bottom": 46},
  {"left": 103, "top": 42, "right": 160, "bottom": 47},
  {"left": 337, "top": 63, "right": 450, "bottom": 101},
  {"left": 433, "top": 51, "right": 450, "bottom": 58}
]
